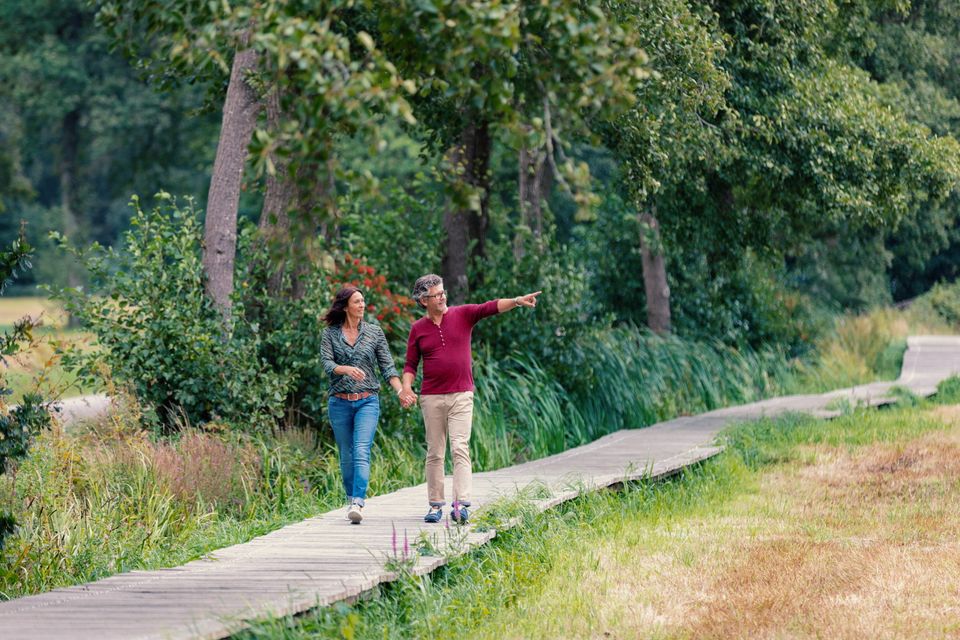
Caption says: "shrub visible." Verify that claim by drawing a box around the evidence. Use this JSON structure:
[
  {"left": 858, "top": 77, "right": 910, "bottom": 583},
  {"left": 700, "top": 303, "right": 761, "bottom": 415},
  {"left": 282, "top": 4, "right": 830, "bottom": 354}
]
[
  {"left": 53, "top": 194, "right": 289, "bottom": 433},
  {"left": 909, "top": 280, "right": 960, "bottom": 330},
  {"left": 0, "top": 392, "right": 50, "bottom": 472},
  {"left": 1, "top": 230, "right": 51, "bottom": 474},
  {"left": 339, "top": 179, "right": 444, "bottom": 291}
]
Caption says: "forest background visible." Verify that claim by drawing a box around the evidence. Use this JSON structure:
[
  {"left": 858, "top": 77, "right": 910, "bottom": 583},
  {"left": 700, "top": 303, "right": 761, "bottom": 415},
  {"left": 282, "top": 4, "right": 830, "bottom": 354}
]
[{"left": 3, "top": 0, "right": 960, "bottom": 602}]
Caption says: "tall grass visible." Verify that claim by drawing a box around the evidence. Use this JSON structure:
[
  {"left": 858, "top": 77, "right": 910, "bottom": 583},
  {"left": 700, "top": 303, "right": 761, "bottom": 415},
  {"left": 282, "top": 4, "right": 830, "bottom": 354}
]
[{"left": 470, "top": 327, "right": 792, "bottom": 471}]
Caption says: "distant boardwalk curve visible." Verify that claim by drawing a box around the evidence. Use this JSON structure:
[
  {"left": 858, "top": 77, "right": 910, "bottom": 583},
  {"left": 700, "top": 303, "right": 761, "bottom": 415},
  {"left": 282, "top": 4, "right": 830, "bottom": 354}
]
[{"left": 2, "top": 336, "right": 959, "bottom": 640}]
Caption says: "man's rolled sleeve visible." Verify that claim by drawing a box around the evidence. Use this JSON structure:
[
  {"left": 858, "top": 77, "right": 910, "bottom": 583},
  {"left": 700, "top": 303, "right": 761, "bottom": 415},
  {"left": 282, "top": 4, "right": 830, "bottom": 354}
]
[{"left": 466, "top": 300, "right": 500, "bottom": 324}]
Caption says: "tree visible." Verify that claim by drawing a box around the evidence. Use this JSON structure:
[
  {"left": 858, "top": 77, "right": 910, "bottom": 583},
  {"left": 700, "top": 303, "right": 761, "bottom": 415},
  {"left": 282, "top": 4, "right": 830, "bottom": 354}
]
[
  {"left": 600, "top": 0, "right": 729, "bottom": 333},
  {"left": 835, "top": 0, "right": 960, "bottom": 300},
  {"left": 373, "top": 0, "right": 648, "bottom": 302},
  {"left": 0, "top": 0, "right": 218, "bottom": 293},
  {"left": 202, "top": 30, "right": 261, "bottom": 318},
  {"left": 98, "top": 0, "right": 416, "bottom": 313}
]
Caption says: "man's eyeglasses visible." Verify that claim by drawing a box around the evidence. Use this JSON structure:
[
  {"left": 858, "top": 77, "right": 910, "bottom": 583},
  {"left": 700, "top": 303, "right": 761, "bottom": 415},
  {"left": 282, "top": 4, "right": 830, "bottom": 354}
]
[{"left": 422, "top": 291, "right": 447, "bottom": 301}]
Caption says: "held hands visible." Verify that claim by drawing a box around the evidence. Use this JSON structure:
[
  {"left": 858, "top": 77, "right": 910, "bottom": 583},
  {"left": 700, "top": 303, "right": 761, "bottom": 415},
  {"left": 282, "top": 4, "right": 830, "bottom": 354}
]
[{"left": 398, "top": 388, "right": 418, "bottom": 409}]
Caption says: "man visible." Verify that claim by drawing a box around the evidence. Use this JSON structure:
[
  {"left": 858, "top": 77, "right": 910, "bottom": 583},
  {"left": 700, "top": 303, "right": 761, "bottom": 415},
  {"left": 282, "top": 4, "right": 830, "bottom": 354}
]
[{"left": 400, "top": 274, "right": 541, "bottom": 524}]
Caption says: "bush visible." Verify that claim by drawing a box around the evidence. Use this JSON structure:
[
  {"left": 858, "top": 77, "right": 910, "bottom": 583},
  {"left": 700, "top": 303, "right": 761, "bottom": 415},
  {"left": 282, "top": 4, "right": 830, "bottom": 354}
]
[
  {"left": 0, "top": 392, "right": 50, "bottom": 472},
  {"left": 339, "top": 179, "right": 443, "bottom": 291},
  {"left": 473, "top": 236, "right": 608, "bottom": 382},
  {"left": 54, "top": 194, "right": 418, "bottom": 434},
  {"left": 0, "top": 230, "right": 51, "bottom": 474},
  {"left": 236, "top": 226, "right": 415, "bottom": 425},
  {"left": 909, "top": 279, "right": 960, "bottom": 329},
  {"left": 54, "top": 194, "right": 289, "bottom": 433}
]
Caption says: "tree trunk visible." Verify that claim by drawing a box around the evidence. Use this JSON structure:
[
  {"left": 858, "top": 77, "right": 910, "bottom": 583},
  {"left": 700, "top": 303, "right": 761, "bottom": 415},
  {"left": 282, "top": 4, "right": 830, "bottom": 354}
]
[
  {"left": 257, "top": 87, "right": 296, "bottom": 297},
  {"left": 639, "top": 211, "right": 671, "bottom": 335},
  {"left": 202, "top": 35, "right": 261, "bottom": 321},
  {"left": 289, "top": 159, "right": 332, "bottom": 301},
  {"left": 60, "top": 108, "right": 82, "bottom": 328},
  {"left": 514, "top": 135, "right": 550, "bottom": 261},
  {"left": 442, "top": 120, "right": 491, "bottom": 304}
]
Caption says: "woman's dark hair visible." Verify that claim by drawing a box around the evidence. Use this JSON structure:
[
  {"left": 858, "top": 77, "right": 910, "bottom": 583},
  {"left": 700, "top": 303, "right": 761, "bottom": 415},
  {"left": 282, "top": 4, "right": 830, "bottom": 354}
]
[{"left": 323, "top": 287, "right": 363, "bottom": 327}]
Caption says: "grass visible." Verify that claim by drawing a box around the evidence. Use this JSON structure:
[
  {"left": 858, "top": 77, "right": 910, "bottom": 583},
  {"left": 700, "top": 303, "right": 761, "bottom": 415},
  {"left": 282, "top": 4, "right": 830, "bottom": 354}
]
[
  {"left": 0, "top": 296, "right": 68, "bottom": 329},
  {"left": 1, "top": 296, "right": 97, "bottom": 402},
  {"left": 0, "top": 398, "right": 429, "bottom": 600},
  {"left": 236, "top": 392, "right": 960, "bottom": 639}
]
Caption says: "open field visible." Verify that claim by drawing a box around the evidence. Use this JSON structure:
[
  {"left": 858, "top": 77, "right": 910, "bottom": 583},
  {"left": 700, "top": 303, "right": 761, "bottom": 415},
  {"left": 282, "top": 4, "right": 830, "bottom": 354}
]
[
  {"left": 0, "top": 297, "right": 95, "bottom": 401},
  {"left": 467, "top": 408, "right": 960, "bottom": 639},
  {"left": 0, "top": 297, "right": 68, "bottom": 329}
]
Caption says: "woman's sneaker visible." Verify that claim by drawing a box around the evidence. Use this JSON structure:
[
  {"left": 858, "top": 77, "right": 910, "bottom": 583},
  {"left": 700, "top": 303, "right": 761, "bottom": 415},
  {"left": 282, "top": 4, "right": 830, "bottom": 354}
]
[
  {"left": 423, "top": 506, "right": 443, "bottom": 523},
  {"left": 348, "top": 502, "right": 363, "bottom": 524}
]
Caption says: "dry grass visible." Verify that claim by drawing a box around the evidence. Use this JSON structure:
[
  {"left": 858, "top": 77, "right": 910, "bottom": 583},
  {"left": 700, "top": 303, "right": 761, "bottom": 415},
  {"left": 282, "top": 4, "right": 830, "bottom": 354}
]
[
  {"left": 477, "top": 409, "right": 960, "bottom": 640},
  {"left": 0, "top": 297, "right": 96, "bottom": 401},
  {"left": 0, "top": 296, "right": 67, "bottom": 328}
]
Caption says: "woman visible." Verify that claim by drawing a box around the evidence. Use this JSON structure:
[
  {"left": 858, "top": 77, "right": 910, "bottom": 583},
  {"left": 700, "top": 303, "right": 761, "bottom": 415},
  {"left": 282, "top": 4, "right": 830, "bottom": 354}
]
[{"left": 320, "top": 286, "right": 409, "bottom": 524}]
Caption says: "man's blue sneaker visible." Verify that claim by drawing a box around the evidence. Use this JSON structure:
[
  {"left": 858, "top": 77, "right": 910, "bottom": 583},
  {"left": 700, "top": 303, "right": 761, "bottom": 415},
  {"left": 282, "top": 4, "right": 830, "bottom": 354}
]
[
  {"left": 450, "top": 504, "right": 469, "bottom": 524},
  {"left": 424, "top": 506, "right": 443, "bottom": 523}
]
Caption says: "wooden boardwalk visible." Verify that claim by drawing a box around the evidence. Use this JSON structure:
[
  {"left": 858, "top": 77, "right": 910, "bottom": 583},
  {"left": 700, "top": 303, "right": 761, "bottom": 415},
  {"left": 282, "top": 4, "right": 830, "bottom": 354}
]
[{"left": 2, "top": 335, "right": 960, "bottom": 640}]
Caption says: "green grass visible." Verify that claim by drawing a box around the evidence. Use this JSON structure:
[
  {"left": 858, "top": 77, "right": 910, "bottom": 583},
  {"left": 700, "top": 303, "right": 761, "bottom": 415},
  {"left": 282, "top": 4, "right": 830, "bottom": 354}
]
[{"left": 236, "top": 388, "right": 957, "bottom": 640}]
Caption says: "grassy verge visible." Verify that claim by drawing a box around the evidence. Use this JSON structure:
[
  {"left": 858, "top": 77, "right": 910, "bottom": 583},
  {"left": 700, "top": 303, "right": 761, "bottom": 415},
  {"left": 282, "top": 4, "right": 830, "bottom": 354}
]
[
  {"left": 0, "top": 406, "right": 425, "bottom": 600},
  {"left": 237, "top": 390, "right": 960, "bottom": 639}
]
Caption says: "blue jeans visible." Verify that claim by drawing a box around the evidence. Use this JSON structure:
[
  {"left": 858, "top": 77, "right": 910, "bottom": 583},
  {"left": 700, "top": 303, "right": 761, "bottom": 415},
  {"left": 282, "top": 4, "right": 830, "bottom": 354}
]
[{"left": 328, "top": 395, "right": 380, "bottom": 506}]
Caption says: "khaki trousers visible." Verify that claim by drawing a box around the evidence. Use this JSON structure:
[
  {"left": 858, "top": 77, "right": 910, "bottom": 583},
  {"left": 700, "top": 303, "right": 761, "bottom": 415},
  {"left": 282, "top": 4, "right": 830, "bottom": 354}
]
[{"left": 420, "top": 391, "right": 474, "bottom": 506}]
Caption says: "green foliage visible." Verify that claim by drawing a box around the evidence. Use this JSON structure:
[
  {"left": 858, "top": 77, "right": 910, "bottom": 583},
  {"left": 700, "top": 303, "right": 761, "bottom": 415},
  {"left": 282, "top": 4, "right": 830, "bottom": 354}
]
[
  {"left": 0, "top": 231, "right": 49, "bottom": 477},
  {"left": 54, "top": 194, "right": 289, "bottom": 433},
  {"left": 575, "top": 189, "right": 826, "bottom": 351},
  {"left": 910, "top": 279, "right": 960, "bottom": 329},
  {"left": 0, "top": 0, "right": 219, "bottom": 292},
  {"left": 603, "top": 0, "right": 729, "bottom": 201},
  {"left": 0, "top": 229, "right": 32, "bottom": 296},
  {"left": 0, "top": 229, "right": 50, "bottom": 551},
  {"left": 239, "top": 235, "right": 416, "bottom": 422},
  {"left": 932, "top": 375, "right": 960, "bottom": 405},
  {"left": 474, "top": 236, "right": 605, "bottom": 381},
  {"left": 0, "top": 393, "right": 49, "bottom": 473},
  {"left": 339, "top": 178, "right": 444, "bottom": 297}
]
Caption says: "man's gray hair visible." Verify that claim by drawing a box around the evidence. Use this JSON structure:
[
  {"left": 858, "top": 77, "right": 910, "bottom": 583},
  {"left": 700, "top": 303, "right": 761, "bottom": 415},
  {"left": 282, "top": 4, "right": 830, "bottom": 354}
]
[{"left": 412, "top": 274, "right": 443, "bottom": 308}]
